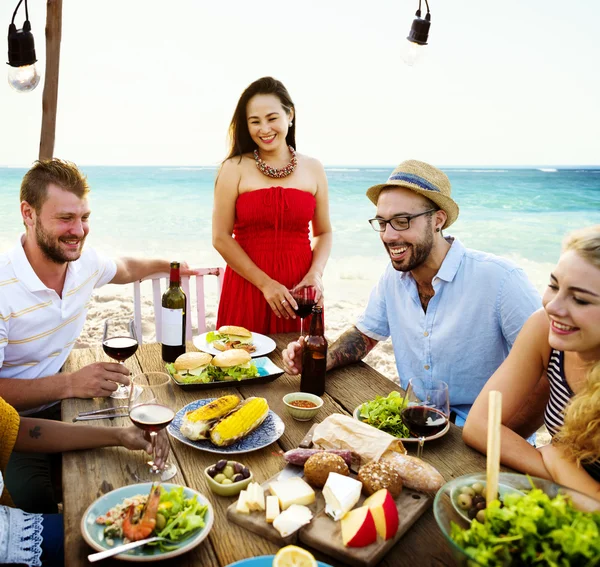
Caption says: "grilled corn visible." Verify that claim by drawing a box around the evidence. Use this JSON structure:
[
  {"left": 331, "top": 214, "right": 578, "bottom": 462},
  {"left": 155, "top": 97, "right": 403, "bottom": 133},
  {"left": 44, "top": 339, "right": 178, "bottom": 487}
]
[
  {"left": 210, "top": 397, "right": 269, "bottom": 447},
  {"left": 186, "top": 395, "right": 240, "bottom": 422},
  {"left": 180, "top": 395, "right": 241, "bottom": 441}
]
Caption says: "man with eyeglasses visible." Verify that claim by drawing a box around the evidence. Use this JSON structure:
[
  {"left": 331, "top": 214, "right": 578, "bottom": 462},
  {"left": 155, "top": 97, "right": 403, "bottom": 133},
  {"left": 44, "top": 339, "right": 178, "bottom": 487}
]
[{"left": 283, "top": 160, "right": 542, "bottom": 428}]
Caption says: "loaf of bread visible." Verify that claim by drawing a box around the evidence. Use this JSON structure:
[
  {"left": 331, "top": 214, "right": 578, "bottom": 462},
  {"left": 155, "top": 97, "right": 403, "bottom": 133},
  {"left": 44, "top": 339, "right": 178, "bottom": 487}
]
[
  {"left": 381, "top": 451, "right": 445, "bottom": 494},
  {"left": 358, "top": 460, "right": 403, "bottom": 498},
  {"left": 303, "top": 452, "right": 349, "bottom": 487}
]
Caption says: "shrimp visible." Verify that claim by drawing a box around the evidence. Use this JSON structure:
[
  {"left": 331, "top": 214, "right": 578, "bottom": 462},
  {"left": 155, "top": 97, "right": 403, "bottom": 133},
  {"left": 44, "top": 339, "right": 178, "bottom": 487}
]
[{"left": 122, "top": 484, "right": 161, "bottom": 541}]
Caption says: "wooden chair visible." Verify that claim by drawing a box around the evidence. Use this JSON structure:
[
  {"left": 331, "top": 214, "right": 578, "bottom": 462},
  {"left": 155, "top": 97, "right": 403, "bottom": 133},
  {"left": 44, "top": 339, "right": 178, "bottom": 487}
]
[{"left": 133, "top": 267, "right": 224, "bottom": 344}]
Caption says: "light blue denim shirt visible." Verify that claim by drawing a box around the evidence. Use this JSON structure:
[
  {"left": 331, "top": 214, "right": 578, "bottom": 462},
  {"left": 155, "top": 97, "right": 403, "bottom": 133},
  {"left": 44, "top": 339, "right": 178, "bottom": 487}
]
[{"left": 356, "top": 237, "right": 541, "bottom": 424}]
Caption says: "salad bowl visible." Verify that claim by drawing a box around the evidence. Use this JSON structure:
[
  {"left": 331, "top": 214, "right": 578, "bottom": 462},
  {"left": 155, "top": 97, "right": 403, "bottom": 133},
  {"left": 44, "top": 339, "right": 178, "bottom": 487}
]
[{"left": 434, "top": 472, "right": 600, "bottom": 566}]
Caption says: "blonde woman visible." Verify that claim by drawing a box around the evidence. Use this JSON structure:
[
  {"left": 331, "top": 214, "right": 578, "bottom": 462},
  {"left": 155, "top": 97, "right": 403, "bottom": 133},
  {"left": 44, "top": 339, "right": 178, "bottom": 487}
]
[{"left": 463, "top": 225, "right": 600, "bottom": 500}]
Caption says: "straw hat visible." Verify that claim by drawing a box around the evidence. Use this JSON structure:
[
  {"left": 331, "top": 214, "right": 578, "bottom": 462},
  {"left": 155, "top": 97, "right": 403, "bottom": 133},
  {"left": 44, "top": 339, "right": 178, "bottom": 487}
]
[{"left": 366, "top": 160, "right": 459, "bottom": 228}]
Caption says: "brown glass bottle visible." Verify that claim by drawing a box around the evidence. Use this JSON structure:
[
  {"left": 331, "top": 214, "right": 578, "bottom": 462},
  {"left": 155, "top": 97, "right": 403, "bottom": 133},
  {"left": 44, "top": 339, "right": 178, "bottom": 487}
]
[
  {"left": 161, "top": 261, "right": 186, "bottom": 362},
  {"left": 300, "top": 305, "right": 327, "bottom": 396}
]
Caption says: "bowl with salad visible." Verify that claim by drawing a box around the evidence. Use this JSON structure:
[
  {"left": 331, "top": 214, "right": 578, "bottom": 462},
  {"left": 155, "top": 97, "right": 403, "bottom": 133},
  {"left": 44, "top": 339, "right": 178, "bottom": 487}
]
[
  {"left": 81, "top": 483, "right": 214, "bottom": 561},
  {"left": 434, "top": 472, "right": 600, "bottom": 566},
  {"left": 353, "top": 390, "right": 450, "bottom": 442}
]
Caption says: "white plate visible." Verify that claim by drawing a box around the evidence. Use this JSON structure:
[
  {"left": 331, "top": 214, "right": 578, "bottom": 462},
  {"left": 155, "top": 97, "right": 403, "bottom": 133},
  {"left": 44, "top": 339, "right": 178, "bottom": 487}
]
[
  {"left": 353, "top": 403, "right": 450, "bottom": 443},
  {"left": 193, "top": 331, "right": 276, "bottom": 358},
  {"left": 81, "top": 483, "right": 214, "bottom": 562},
  {"left": 168, "top": 398, "right": 285, "bottom": 454}
]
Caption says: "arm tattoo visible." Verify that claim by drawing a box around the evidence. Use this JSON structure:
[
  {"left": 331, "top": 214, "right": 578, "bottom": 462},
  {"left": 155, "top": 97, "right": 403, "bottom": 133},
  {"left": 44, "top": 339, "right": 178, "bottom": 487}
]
[
  {"left": 327, "top": 326, "right": 378, "bottom": 370},
  {"left": 29, "top": 425, "right": 42, "bottom": 439}
]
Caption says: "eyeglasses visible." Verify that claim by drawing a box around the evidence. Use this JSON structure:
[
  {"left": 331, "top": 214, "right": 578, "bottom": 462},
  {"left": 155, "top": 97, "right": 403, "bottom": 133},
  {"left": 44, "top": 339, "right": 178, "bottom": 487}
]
[{"left": 368, "top": 209, "right": 437, "bottom": 232}]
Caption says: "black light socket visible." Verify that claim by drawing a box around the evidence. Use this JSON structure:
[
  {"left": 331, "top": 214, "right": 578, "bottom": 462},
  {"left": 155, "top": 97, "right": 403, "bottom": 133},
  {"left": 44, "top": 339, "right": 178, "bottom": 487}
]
[
  {"left": 7, "top": 20, "right": 37, "bottom": 67},
  {"left": 407, "top": 13, "right": 431, "bottom": 45}
]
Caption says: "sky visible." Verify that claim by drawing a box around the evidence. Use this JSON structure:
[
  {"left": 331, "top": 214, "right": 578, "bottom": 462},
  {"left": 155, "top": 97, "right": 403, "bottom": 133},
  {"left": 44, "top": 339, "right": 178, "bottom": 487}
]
[{"left": 1, "top": 0, "right": 599, "bottom": 167}]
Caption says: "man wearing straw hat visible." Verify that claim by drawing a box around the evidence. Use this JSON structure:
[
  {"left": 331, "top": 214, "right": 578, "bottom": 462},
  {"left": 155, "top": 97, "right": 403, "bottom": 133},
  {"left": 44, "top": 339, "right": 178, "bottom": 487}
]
[{"left": 283, "top": 160, "right": 541, "bottom": 427}]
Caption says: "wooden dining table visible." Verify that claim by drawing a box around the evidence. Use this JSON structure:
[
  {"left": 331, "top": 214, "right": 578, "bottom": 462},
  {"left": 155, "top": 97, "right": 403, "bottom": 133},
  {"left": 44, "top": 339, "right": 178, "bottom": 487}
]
[{"left": 61, "top": 334, "right": 492, "bottom": 567}]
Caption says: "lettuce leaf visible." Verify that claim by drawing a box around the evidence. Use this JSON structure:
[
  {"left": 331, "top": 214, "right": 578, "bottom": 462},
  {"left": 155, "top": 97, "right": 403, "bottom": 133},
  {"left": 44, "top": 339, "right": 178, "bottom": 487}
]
[
  {"left": 209, "top": 364, "right": 259, "bottom": 382},
  {"left": 359, "top": 391, "right": 411, "bottom": 438},
  {"left": 205, "top": 331, "right": 223, "bottom": 343}
]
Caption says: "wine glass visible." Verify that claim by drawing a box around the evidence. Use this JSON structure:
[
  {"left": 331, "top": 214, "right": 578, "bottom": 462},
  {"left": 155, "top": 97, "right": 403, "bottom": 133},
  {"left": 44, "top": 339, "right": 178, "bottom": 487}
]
[
  {"left": 128, "top": 372, "right": 178, "bottom": 482},
  {"left": 401, "top": 378, "right": 449, "bottom": 459},
  {"left": 102, "top": 317, "right": 139, "bottom": 399},
  {"left": 291, "top": 285, "right": 317, "bottom": 337}
]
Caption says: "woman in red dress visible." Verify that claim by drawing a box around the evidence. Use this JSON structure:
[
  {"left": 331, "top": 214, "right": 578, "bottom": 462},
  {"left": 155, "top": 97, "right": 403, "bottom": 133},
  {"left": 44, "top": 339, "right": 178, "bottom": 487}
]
[{"left": 213, "top": 77, "right": 332, "bottom": 334}]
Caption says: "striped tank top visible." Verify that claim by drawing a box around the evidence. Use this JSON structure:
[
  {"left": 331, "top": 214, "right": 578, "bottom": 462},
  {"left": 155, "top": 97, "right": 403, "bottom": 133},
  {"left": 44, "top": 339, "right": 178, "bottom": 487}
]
[{"left": 544, "top": 349, "right": 600, "bottom": 482}]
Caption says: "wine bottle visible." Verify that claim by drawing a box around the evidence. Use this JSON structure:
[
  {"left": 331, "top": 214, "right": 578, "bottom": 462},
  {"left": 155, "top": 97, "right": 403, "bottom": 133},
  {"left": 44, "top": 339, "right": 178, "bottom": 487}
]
[
  {"left": 161, "top": 261, "right": 186, "bottom": 362},
  {"left": 300, "top": 305, "right": 327, "bottom": 396}
]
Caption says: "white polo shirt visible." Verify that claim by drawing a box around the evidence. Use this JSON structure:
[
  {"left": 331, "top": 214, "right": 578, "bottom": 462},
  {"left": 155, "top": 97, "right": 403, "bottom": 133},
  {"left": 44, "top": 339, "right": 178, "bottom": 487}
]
[{"left": 0, "top": 236, "right": 117, "bottom": 415}]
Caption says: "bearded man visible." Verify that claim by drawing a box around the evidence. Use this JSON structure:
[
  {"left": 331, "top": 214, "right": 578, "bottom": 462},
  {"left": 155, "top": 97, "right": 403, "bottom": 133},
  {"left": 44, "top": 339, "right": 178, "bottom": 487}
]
[
  {"left": 0, "top": 158, "right": 195, "bottom": 513},
  {"left": 283, "top": 160, "right": 542, "bottom": 427}
]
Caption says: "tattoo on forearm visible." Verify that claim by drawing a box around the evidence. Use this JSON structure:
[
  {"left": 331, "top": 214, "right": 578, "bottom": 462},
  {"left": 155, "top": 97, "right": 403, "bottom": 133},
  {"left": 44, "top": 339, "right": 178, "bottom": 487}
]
[
  {"left": 29, "top": 425, "right": 42, "bottom": 439},
  {"left": 328, "top": 327, "right": 377, "bottom": 370}
]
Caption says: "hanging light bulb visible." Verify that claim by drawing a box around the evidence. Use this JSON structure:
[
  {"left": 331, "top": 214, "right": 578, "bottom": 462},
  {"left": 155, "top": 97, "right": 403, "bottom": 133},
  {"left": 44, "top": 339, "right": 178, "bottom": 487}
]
[
  {"left": 7, "top": 0, "right": 40, "bottom": 93},
  {"left": 401, "top": 0, "right": 431, "bottom": 67}
]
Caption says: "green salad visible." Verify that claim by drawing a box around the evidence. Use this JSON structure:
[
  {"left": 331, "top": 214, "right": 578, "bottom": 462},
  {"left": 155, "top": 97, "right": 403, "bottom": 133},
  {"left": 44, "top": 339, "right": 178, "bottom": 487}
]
[
  {"left": 450, "top": 485, "right": 600, "bottom": 566},
  {"left": 358, "top": 391, "right": 411, "bottom": 438}
]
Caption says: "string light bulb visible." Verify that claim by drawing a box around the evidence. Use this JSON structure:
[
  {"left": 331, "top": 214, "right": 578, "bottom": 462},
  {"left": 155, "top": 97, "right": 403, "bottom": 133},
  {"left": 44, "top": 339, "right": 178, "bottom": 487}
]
[
  {"left": 401, "top": 0, "right": 431, "bottom": 67},
  {"left": 7, "top": 0, "right": 40, "bottom": 93}
]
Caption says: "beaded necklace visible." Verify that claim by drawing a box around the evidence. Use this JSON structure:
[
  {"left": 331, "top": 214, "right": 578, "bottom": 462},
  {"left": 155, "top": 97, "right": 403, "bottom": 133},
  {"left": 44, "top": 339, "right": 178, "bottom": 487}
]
[{"left": 254, "top": 146, "right": 297, "bottom": 179}]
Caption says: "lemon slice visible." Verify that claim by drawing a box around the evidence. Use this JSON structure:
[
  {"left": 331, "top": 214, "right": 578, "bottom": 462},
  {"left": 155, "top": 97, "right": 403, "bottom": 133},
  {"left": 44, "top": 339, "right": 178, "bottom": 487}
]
[{"left": 273, "top": 545, "right": 317, "bottom": 567}]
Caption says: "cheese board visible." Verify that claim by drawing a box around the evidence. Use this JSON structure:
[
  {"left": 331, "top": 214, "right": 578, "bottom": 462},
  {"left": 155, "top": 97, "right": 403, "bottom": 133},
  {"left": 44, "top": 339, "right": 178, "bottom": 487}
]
[{"left": 226, "top": 425, "right": 433, "bottom": 567}]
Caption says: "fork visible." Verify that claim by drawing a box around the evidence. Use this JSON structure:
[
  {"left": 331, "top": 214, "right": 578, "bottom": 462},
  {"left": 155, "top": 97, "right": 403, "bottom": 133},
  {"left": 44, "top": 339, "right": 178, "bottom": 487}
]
[{"left": 87, "top": 536, "right": 170, "bottom": 562}]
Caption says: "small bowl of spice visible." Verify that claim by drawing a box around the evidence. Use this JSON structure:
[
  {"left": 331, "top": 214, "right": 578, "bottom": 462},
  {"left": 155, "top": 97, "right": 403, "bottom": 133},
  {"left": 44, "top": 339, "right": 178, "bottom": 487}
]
[{"left": 282, "top": 392, "right": 323, "bottom": 421}]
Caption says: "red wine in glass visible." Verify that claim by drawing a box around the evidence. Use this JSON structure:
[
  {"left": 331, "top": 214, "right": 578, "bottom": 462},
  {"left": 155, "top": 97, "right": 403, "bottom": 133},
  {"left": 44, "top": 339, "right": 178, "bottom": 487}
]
[
  {"left": 102, "top": 336, "right": 138, "bottom": 362},
  {"left": 401, "top": 406, "right": 449, "bottom": 437},
  {"left": 129, "top": 403, "right": 175, "bottom": 433},
  {"left": 295, "top": 299, "right": 316, "bottom": 319},
  {"left": 292, "top": 285, "right": 317, "bottom": 337}
]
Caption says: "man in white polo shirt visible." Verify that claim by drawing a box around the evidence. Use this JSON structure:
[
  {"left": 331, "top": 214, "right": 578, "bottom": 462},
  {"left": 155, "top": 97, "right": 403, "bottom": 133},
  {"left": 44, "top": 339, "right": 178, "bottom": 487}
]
[{"left": 0, "top": 158, "right": 195, "bottom": 513}]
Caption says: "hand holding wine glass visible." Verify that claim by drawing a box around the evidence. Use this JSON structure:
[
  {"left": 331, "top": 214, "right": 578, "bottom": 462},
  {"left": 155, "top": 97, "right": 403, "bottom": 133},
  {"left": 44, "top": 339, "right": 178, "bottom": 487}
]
[
  {"left": 291, "top": 285, "right": 317, "bottom": 337},
  {"left": 401, "top": 378, "right": 449, "bottom": 459},
  {"left": 102, "top": 317, "right": 138, "bottom": 399},
  {"left": 128, "top": 372, "right": 178, "bottom": 482}
]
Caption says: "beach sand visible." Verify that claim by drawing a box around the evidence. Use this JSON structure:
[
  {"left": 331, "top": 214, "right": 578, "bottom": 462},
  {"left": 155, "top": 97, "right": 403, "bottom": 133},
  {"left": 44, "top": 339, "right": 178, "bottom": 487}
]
[{"left": 78, "top": 258, "right": 551, "bottom": 446}]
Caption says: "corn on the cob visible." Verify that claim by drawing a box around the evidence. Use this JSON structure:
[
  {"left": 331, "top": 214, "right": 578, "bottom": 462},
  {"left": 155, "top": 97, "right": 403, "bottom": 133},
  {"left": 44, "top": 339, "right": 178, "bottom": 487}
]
[
  {"left": 186, "top": 395, "right": 240, "bottom": 423},
  {"left": 210, "top": 397, "right": 269, "bottom": 447}
]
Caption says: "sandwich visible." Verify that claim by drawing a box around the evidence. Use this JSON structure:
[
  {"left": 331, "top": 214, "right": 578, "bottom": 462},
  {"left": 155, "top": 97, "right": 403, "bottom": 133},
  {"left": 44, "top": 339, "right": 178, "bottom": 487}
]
[
  {"left": 211, "top": 349, "right": 259, "bottom": 381},
  {"left": 166, "top": 351, "right": 213, "bottom": 384},
  {"left": 180, "top": 394, "right": 241, "bottom": 440},
  {"left": 206, "top": 325, "right": 256, "bottom": 353}
]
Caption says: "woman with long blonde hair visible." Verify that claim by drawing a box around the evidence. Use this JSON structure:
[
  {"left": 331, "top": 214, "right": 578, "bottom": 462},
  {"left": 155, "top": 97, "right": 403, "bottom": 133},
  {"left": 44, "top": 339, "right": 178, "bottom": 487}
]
[{"left": 464, "top": 225, "right": 600, "bottom": 500}]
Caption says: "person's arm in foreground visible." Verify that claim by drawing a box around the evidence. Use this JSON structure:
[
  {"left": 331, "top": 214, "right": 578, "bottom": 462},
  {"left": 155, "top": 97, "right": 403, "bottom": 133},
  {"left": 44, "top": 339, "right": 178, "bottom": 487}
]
[
  {"left": 212, "top": 159, "right": 298, "bottom": 319},
  {"left": 282, "top": 326, "right": 379, "bottom": 375},
  {"left": 539, "top": 443, "right": 600, "bottom": 502},
  {"left": 109, "top": 258, "right": 197, "bottom": 285},
  {"left": 293, "top": 161, "right": 332, "bottom": 302},
  {"left": 463, "top": 310, "right": 552, "bottom": 479},
  {"left": 15, "top": 417, "right": 168, "bottom": 467}
]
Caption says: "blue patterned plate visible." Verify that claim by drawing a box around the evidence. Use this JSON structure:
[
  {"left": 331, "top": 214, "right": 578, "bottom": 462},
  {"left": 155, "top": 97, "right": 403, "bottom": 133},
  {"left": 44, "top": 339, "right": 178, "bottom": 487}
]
[
  {"left": 81, "top": 483, "right": 214, "bottom": 562},
  {"left": 226, "top": 556, "right": 333, "bottom": 567},
  {"left": 168, "top": 398, "right": 285, "bottom": 454}
]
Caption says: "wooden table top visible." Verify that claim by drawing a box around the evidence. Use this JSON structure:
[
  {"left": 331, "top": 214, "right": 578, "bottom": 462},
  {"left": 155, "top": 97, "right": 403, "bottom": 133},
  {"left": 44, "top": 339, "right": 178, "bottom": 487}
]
[{"left": 62, "top": 334, "right": 491, "bottom": 567}]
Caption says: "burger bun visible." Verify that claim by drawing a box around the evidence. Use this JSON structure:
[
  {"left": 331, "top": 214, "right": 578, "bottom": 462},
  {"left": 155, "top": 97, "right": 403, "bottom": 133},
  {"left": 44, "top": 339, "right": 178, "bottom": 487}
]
[
  {"left": 218, "top": 325, "right": 252, "bottom": 338},
  {"left": 212, "top": 349, "right": 252, "bottom": 368},
  {"left": 173, "top": 351, "right": 213, "bottom": 371}
]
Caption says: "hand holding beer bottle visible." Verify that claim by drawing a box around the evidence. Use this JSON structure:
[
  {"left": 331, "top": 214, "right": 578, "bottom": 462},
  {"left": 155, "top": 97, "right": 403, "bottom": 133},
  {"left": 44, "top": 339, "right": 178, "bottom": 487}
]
[{"left": 300, "top": 305, "right": 327, "bottom": 396}]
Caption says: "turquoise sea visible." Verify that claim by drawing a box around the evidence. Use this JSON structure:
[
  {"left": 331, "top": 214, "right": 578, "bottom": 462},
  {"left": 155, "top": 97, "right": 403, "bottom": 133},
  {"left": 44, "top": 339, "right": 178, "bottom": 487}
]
[{"left": 1, "top": 166, "right": 599, "bottom": 293}]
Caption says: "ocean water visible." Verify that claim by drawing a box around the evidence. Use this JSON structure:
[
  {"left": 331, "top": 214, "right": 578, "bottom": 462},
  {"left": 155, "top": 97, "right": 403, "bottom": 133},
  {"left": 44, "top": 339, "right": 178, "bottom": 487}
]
[{"left": 1, "top": 166, "right": 599, "bottom": 294}]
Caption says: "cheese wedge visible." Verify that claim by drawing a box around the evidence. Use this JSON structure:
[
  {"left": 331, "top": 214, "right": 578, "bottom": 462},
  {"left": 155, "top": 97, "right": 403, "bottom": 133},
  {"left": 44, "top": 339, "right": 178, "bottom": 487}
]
[
  {"left": 323, "top": 472, "right": 362, "bottom": 521},
  {"left": 269, "top": 477, "right": 315, "bottom": 510},
  {"left": 272, "top": 504, "right": 313, "bottom": 537},
  {"left": 246, "top": 482, "right": 265, "bottom": 511},
  {"left": 265, "top": 495, "right": 280, "bottom": 523},
  {"left": 236, "top": 490, "right": 250, "bottom": 514}
]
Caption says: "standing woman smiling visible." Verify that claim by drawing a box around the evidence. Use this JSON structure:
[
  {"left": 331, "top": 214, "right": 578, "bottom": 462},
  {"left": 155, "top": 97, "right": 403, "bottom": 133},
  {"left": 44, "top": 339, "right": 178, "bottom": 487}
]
[{"left": 213, "top": 77, "right": 332, "bottom": 334}]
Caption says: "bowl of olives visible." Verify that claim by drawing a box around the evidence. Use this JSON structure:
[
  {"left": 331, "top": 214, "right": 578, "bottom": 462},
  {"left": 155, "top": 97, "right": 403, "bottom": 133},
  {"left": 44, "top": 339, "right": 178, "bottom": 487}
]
[
  {"left": 451, "top": 478, "right": 525, "bottom": 523},
  {"left": 204, "top": 459, "right": 253, "bottom": 497}
]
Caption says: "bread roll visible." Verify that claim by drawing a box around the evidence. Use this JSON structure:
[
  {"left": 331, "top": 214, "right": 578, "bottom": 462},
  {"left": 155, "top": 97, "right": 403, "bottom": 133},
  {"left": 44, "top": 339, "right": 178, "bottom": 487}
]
[
  {"left": 212, "top": 349, "right": 251, "bottom": 368},
  {"left": 358, "top": 460, "right": 403, "bottom": 498},
  {"left": 303, "top": 453, "right": 349, "bottom": 487}
]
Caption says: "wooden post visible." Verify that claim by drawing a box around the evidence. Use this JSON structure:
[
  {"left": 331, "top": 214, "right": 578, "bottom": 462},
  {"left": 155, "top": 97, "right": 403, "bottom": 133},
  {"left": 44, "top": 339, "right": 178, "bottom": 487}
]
[{"left": 39, "top": 0, "right": 63, "bottom": 161}]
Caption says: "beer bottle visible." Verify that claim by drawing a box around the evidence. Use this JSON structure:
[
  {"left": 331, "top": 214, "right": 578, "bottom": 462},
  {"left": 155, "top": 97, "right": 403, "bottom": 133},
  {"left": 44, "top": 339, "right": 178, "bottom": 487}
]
[
  {"left": 300, "top": 305, "right": 327, "bottom": 396},
  {"left": 161, "top": 261, "right": 186, "bottom": 362}
]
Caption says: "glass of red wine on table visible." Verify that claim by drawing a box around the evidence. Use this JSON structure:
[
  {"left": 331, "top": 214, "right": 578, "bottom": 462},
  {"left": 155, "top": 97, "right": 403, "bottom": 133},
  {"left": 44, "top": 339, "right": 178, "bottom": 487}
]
[
  {"left": 401, "top": 378, "right": 450, "bottom": 459},
  {"left": 102, "top": 317, "right": 139, "bottom": 399},
  {"left": 291, "top": 285, "right": 317, "bottom": 337},
  {"left": 128, "top": 372, "right": 178, "bottom": 482}
]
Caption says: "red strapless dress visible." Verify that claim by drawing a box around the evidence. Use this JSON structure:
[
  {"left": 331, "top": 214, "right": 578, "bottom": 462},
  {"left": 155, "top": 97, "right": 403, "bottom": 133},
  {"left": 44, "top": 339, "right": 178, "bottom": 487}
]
[{"left": 217, "top": 187, "right": 316, "bottom": 334}]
